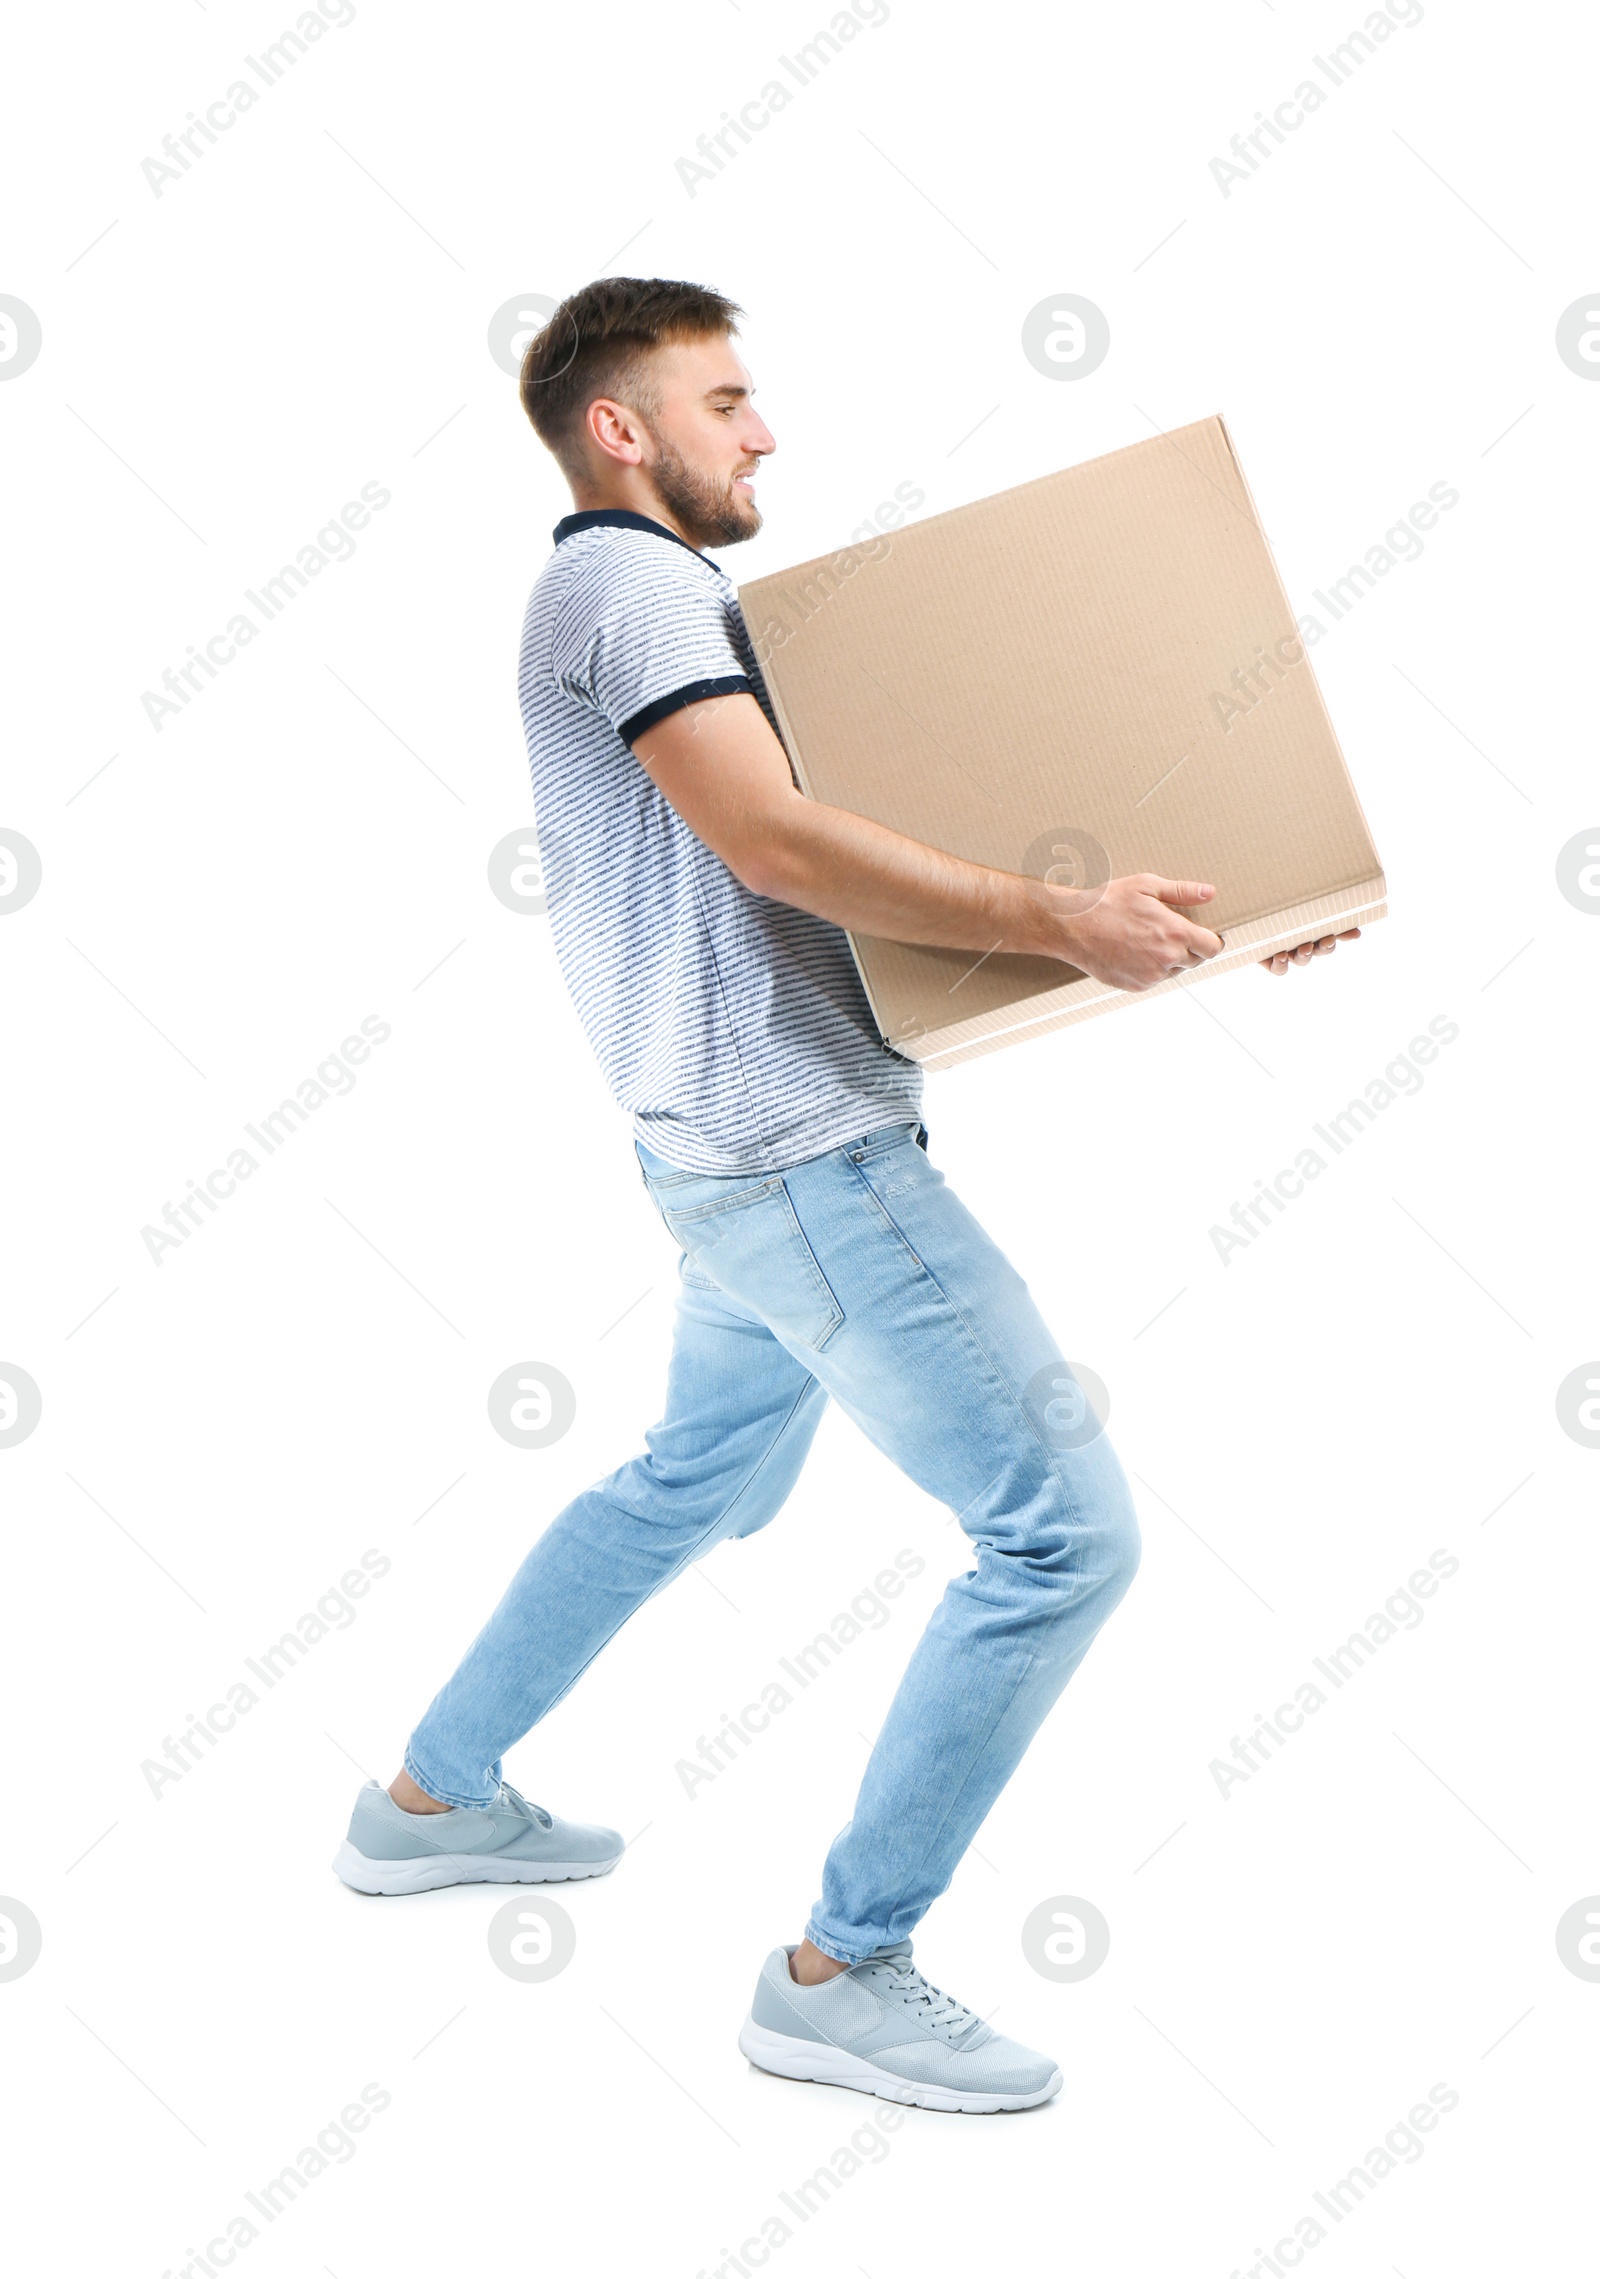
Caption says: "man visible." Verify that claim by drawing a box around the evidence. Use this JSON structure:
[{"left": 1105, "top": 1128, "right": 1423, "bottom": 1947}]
[{"left": 332, "top": 277, "right": 1356, "bottom": 2112}]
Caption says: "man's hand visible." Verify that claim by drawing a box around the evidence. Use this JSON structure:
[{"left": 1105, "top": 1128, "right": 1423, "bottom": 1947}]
[
  {"left": 1041, "top": 873, "right": 1223, "bottom": 992},
  {"left": 1260, "top": 928, "right": 1361, "bottom": 976}
]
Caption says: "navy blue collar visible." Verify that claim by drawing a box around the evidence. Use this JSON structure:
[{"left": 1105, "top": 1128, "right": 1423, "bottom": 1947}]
[{"left": 552, "top": 507, "right": 707, "bottom": 560}]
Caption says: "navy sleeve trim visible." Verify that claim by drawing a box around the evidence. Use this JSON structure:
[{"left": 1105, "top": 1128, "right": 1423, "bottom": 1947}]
[{"left": 620, "top": 675, "right": 753, "bottom": 745}]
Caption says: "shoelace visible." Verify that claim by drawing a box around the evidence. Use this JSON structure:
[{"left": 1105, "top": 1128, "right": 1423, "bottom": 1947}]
[
  {"left": 867, "top": 1956, "right": 978, "bottom": 2035},
  {"left": 495, "top": 1781, "right": 554, "bottom": 1831}
]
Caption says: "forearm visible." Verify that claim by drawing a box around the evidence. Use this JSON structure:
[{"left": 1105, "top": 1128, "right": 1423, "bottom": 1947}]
[
  {"left": 748, "top": 791, "right": 1056, "bottom": 959},
  {"left": 633, "top": 692, "right": 1222, "bottom": 986}
]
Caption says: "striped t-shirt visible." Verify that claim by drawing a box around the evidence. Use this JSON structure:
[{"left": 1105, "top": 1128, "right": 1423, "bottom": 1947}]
[{"left": 517, "top": 508, "right": 924, "bottom": 1173}]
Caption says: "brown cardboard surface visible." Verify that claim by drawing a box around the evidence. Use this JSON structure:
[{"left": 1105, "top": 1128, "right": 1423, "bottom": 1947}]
[{"left": 738, "top": 417, "right": 1385, "bottom": 1070}]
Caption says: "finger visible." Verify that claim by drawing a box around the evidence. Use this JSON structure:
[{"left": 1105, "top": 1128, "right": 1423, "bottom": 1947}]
[
  {"left": 1172, "top": 920, "right": 1225, "bottom": 960},
  {"left": 1147, "top": 877, "right": 1216, "bottom": 907}
]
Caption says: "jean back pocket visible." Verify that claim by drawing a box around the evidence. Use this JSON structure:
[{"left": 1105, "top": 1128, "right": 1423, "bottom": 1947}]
[{"left": 656, "top": 1176, "right": 844, "bottom": 1354}]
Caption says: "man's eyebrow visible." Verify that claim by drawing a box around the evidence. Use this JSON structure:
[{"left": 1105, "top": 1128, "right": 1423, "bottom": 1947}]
[{"left": 705, "top": 382, "right": 750, "bottom": 400}]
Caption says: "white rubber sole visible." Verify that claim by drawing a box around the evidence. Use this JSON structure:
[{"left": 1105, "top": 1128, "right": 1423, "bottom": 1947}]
[
  {"left": 331, "top": 1839, "right": 622, "bottom": 1897},
  {"left": 737, "top": 2015, "right": 1063, "bottom": 2113}
]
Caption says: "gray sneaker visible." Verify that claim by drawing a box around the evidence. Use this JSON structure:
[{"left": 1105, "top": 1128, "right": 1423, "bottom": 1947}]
[
  {"left": 332, "top": 1778, "right": 624, "bottom": 1896},
  {"left": 738, "top": 1941, "right": 1062, "bottom": 2113}
]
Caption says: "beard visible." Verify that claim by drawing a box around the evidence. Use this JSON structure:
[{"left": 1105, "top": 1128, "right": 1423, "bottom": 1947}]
[{"left": 643, "top": 436, "right": 760, "bottom": 549}]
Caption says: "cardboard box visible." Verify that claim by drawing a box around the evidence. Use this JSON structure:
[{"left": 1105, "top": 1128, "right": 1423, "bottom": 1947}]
[{"left": 738, "top": 417, "right": 1386, "bottom": 1071}]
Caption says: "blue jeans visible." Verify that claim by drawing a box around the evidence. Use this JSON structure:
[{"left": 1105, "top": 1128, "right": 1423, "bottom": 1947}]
[{"left": 405, "top": 1119, "right": 1141, "bottom": 1965}]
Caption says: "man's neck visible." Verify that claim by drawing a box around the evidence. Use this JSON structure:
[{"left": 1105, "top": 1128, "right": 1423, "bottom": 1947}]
[{"left": 567, "top": 482, "right": 699, "bottom": 551}]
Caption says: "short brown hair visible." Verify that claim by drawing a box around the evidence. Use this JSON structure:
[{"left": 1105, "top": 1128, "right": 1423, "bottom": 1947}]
[{"left": 518, "top": 276, "right": 744, "bottom": 481}]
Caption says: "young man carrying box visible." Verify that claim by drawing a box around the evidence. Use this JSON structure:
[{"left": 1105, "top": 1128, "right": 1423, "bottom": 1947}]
[{"left": 332, "top": 277, "right": 1355, "bottom": 2112}]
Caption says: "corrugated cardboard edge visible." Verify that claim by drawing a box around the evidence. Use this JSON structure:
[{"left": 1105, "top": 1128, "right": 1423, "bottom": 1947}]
[{"left": 895, "top": 877, "right": 1387, "bottom": 1071}]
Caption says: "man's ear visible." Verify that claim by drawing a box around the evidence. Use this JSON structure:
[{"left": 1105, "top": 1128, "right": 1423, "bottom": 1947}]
[{"left": 586, "top": 396, "right": 645, "bottom": 469}]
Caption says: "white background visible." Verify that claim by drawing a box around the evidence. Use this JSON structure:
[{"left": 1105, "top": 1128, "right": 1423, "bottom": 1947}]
[{"left": 3, "top": 0, "right": 1596, "bottom": 2272}]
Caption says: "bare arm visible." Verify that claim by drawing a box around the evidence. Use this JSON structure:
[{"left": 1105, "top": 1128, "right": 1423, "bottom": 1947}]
[{"left": 633, "top": 690, "right": 1224, "bottom": 993}]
